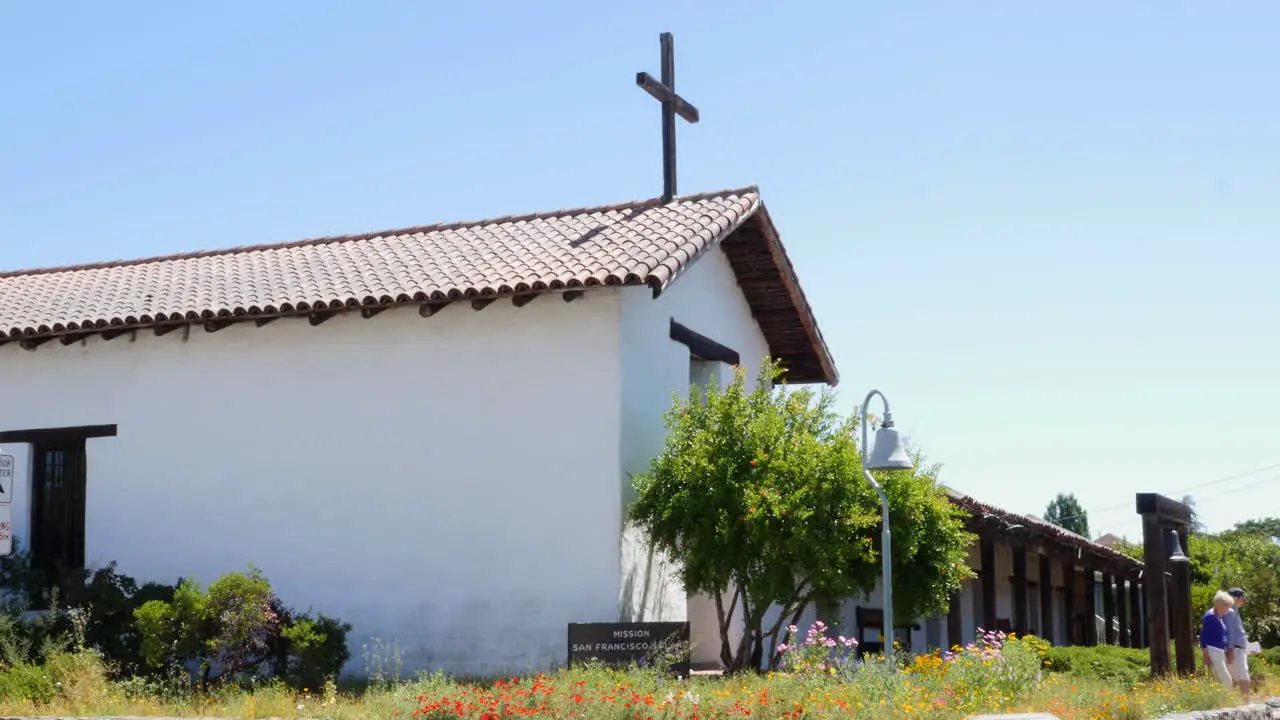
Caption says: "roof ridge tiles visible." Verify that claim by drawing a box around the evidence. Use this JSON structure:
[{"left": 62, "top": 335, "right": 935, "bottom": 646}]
[{"left": 0, "top": 185, "right": 760, "bottom": 280}]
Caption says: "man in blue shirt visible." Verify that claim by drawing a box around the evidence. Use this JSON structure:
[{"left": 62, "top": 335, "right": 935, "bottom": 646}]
[
  {"left": 1224, "top": 588, "right": 1251, "bottom": 700},
  {"left": 1200, "top": 591, "right": 1234, "bottom": 689}
]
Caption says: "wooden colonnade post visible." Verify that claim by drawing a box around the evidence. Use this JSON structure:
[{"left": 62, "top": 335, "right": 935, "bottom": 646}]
[{"left": 1136, "top": 492, "right": 1194, "bottom": 676}]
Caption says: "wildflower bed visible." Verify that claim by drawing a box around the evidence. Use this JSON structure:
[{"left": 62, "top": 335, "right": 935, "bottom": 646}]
[
  {"left": 407, "top": 667, "right": 1236, "bottom": 720},
  {"left": 406, "top": 626, "right": 1241, "bottom": 720},
  {"left": 0, "top": 625, "right": 1250, "bottom": 720}
]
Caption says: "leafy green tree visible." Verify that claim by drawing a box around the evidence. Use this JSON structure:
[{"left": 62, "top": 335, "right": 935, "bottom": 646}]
[
  {"left": 1113, "top": 524, "right": 1280, "bottom": 646},
  {"left": 1043, "top": 493, "right": 1090, "bottom": 538},
  {"left": 1234, "top": 517, "right": 1280, "bottom": 539},
  {"left": 628, "top": 360, "right": 974, "bottom": 672},
  {"left": 1202, "top": 529, "right": 1280, "bottom": 644}
]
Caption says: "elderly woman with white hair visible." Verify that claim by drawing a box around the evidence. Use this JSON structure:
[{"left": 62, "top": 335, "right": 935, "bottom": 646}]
[{"left": 1200, "top": 590, "right": 1236, "bottom": 688}]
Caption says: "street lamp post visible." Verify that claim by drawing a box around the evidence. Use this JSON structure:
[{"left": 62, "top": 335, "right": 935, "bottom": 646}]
[{"left": 860, "top": 389, "right": 914, "bottom": 667}]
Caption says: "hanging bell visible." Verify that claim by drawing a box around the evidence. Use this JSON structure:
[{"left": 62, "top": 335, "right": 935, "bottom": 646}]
[
  {"left": 1165, "top": 528, "right": 1190, "bottom": 564},
  {"left": 866, "top": 412, "right": 914, "bottom": 471}
]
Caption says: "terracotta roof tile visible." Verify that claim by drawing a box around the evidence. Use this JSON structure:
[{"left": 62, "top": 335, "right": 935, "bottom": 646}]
[
  {"left": 946, "top": 490, "right": 1142, "bottom": 570},
  {"left": 0, "top": 186, "right": 837, "bottom": 384}
]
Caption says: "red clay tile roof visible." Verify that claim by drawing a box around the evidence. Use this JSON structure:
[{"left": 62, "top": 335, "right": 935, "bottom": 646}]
[
  {"left": 0, "top": 186, "right": 838, "bottom": 384},
  {"left": 946, "top": 490, "right": 1143, "bottom": 570}
]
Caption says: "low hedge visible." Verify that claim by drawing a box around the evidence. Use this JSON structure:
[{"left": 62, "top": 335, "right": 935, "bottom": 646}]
[
  {"left": 1043, "top": 642, "right": 1280, "bottom": 688},
  {"left": 1042, "top": 644, "right": 1152, "bottom": 685}
]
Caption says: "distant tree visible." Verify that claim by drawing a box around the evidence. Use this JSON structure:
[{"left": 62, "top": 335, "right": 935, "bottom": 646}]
[
  {"left": 1182, "top": 494, "right": 1207, "bottom": 534},
  {"left": 1111, "top": 538, "right": 1143, "bottom": 561},
  {"left": 1043, "top": 493, "right": 1090, "bottom": 538},
  {"left": 1234, "top": 517, "right": 1280, "bottom": 539}
]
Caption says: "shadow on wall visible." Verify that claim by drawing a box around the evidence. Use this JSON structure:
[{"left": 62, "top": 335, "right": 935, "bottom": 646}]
[{"left": 619, "top": 523, "right": 679, "bottom": 622}]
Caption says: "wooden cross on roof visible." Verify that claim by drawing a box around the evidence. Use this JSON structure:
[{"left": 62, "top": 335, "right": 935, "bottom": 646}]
[{"left": 636, "top": 32, "right": 700, "bottom": 203}]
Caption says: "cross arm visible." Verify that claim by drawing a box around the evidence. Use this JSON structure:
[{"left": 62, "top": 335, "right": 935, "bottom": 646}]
[{"left": 635, "top": 72, "right": 700, "bottom": 123}]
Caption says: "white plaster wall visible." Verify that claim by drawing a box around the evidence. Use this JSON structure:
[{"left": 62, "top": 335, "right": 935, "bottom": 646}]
[
  {"left": 0, "top": 295, "right": 624, "bottom": 677},
  {"left": 959, "top": 581, "right": 977, "bottom": 647},
  {"left": 1026, "top": 548, "right": 1041, "bottom": 636},
  {"left": 924, "top": 615, "right": 943, "bottom": 651},
  {"left": 1066, "top": 563, "right": 1082, "bottom": 644},
  {"left": 994, "top": 543, "right": 1013, "bottom": 623},
  {"left": 1052, "top": 561, "right": 1068, "bottom": 646},
  {"left": 617, "top": 245, "right": 772, "bottom": 666},
  {"left": 617, "top": 245, "right": 772, "bottom": 491},
  {"left": 961, "top": 544, "right": 981, "bottom": 644}
]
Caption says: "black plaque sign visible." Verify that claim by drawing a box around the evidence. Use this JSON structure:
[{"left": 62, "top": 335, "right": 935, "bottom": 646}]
[{"left": 567, "top": 622, "right": 690, "bottom": 676}]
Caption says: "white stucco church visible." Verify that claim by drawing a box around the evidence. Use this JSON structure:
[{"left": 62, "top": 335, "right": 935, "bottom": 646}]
[{"left": 0, "top": 186, "right": 839, "bottom": 676}]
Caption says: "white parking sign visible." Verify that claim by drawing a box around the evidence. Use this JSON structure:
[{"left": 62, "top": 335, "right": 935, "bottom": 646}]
[{"left": 0, "top": 454, "right": 11, "bottom": 505}]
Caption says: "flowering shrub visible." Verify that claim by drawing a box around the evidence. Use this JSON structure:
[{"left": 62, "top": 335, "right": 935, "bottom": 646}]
[
  {"left": 939, "top": 629, "right": 1045, "bottom": 709},
  {"left": 765, "top": 624, "right": 1056, "bottom": 715},
  {"left": 775, "top": 620, "right": 857, "bottom": 676}
]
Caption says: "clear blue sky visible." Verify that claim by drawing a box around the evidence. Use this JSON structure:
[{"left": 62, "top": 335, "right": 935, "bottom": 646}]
[{"left": 3, "top": 2, "right": 1277, "bottom": 540}]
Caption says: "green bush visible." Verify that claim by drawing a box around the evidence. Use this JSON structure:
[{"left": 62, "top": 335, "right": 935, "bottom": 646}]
[
  {"left": 0, "top": 591, "right": 79, "bottom": 667},
  {"left": 0, "top": 539, "right": 48, "bottom": 610},
  {"left": 0, "top": 542, "right": 177, "bottom": 676},
  {"left": 0, "top": 660, "right": 57, "bottom": 703},
  {"left": 0, "top": 649, "right": 108, "bottom": 703},
  {"left": 279, "top": 611, "right": 352, "bottom": 690},
  {"left": 135, "top": 565, "right": 350, "bottom": 689},
  {"left": 1256, "top": 646, "right": 1280, "bottom": 681},
  {"left": 1042, "top": 644, "right": 1152, "bottom": 686},
  {"left": 0, "top": 550, "right": 349, "bottom": 690},
  {"left": 57, "top": 562, "right": 176, "bottom": 676}
]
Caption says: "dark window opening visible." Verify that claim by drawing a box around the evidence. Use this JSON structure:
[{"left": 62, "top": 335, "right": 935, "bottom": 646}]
[
  {"left": 0, "top": 424, "right": 114, "bottom": 605},
  {"left": 31, "top": 437, "right": 88, "bottom": 589}
]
